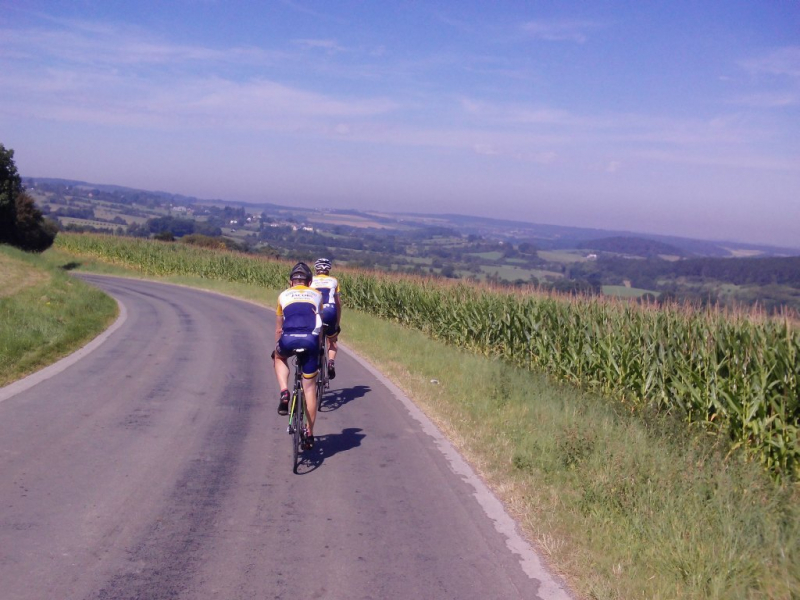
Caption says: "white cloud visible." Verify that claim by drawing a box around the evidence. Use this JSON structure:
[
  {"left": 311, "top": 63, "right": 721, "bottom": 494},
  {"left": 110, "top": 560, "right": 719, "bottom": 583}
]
[
  {"left": 633, "top": 149, "right": 800, "bottom": 172},
  {"left": 731, "top": 47, "right": 800, "bottom": 109},
  {"left": 473, "top": 143, "right": 498, "bottom": 156},
  {"left": 515, "top": 150, "right": 557, "bottom": 164},
  {"left": 292, "top": 39, "right": 347, "bottom": 54},
  {"left": 740, "top": 46, "right": 800, "bottom": 78},
  {"left": 276, "top": 0, "right": 344, "bottom": 23},
  {"left": 2, "top": 14, "right": 797, "bottom": 189},
  {"left": 0, "top": 24, "right": 284, "bottom": 68},
  {"left": 521, "top": 19, "right": 604, "bottom": 44},
  {"left": 0, "top": 17, "right": 400, "bottom": 132},
  {"left": 732, "top": 92, "right": 798, "bottom": 108}
]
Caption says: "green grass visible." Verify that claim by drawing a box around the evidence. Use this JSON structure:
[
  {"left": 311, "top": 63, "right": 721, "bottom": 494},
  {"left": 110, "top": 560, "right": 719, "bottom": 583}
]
[
  {"left": 469, "top": 250, "right": 504, "bottom": 260},
  {"left": 538, "top": 250, "right": 590, "bottom": 264},
  {"left": 602, "top": 285, "right": 660, "bottom": 299},
  {"left": 529, "top": 268, "right": 565, "bottom": 281},
  {"left": 34, "top": 240, "right": 799, "bottom": 600},
  {"left": 0, "top": 245, "right": 118, "bottom": 386},
  {"left": 479, "top": 263, "right": 546, "bottom": 281}
]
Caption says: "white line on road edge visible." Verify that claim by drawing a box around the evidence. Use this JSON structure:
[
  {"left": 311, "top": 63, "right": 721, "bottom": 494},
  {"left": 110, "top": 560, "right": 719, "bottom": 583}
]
[
  {"left": 0, "top": 299, "right": 127, "bottom": 404},
  {"left": 339, "top": 342, "right": 575, "bottom": 600}
]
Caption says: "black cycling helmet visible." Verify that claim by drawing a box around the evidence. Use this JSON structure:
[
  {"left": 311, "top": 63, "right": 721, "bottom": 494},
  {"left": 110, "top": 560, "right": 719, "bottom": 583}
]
[
  {"left": 289, "top": 262, "right": 312, "bottom": 284},
  {"left": 314, "top": 257, "right": 332, "bottom": 273}
]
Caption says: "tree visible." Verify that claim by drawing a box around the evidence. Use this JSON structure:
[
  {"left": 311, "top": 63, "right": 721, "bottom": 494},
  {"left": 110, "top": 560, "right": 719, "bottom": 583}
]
[
  {"left": 154, "top": 230, "right": 175, "bottom": 242},
  {"left": 14, "top": 192, "right": 57, "bottom": 251},
  {"left": 0, "top": 144, "right": 56, "bottom": 252},
  {"left": 0, "top": 144, "right": 22, "bottom": 244}
]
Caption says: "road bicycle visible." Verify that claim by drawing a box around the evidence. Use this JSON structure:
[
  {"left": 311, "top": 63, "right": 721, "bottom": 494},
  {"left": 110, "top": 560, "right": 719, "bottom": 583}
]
[{"left": 287, "top": 350, "right": 312, "bottom": 473}]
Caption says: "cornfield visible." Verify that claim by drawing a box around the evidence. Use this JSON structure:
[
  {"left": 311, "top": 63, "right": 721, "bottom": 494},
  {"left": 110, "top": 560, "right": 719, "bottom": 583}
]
[{"left": 57, "top": 233, "right": 800, "bottom": 479}]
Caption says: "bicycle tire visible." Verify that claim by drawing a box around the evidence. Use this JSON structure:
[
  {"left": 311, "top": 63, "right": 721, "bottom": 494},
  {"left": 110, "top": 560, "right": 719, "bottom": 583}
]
[
  {"left": 292, "top": 389, "right": 303, "bottom": 473},
  {"left": 315, "top": 342, "right": 325, "bottom": 408},
  {"left": 322, "top": 335, "right": 330, "bottom": 390}
]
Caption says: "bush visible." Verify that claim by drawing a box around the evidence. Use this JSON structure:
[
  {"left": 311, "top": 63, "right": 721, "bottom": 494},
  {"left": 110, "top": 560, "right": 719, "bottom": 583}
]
[
  {"left": 153, "top": 230, "right": 175, "bottom": 242},
  {"left": 0, "top": 145, "right": 56, "bottom": 252}
]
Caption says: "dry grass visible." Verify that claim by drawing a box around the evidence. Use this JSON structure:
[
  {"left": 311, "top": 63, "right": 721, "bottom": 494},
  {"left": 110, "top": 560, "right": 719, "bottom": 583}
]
[{"left": 0, "top": 252, "right": 50, "bottom": 297}]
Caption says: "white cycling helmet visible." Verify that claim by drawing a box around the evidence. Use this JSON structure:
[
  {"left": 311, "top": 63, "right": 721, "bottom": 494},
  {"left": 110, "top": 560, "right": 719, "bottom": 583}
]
[{"left": 314, "top": 257, "right": 332, "bottom": 273}]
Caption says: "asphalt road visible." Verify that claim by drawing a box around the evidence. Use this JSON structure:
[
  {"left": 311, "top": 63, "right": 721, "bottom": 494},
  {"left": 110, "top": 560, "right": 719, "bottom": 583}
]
[{"left": 0, "top": 275, "right": 573, "bottom": 600}]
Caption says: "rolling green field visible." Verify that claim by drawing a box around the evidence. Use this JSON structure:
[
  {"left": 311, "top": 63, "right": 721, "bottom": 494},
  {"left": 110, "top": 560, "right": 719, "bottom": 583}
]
[
  {"left": 469, "top": 250, "right": 504, "bottom": 260},
  {"left": 601, "top": 284, "right": 660, "bottom": 298},
  {"left": 479, "top": 263, "right": 562, "bottom": 282},
  {"left": 57, "top": 217, "right": 119, "bottom": 230},
  {"left": 6, "top": 233, "right": 798, "bottom": 599},
  {"left": 538, "top": 249, "right": 590, "bottom": 264}
]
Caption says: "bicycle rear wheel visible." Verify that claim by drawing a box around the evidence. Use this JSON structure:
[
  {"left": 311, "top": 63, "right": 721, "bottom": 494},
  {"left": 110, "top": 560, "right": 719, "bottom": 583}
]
[
  {"left": 316, "top": 373, "right": 324, "bottom": 414},
  {"left": 322, "top": 336, "right": 330, "bottom": 389}
]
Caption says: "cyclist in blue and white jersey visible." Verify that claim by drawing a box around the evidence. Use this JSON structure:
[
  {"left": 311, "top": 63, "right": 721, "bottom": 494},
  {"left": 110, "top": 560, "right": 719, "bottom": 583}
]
[
  {"left": 274, "top": 262, "right": 323, "bottom": 445},
  {"left": 310, "top": 257, "right": 341, "bottom": 379}
]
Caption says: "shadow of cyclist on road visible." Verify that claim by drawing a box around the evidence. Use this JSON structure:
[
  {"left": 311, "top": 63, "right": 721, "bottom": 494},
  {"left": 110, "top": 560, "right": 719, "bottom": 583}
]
[
  {"left": 318, "top": 385, "right": 370, "bottom": 412},
  {"left": 296, "top": 427, "right": 366, "bottom": 474}
]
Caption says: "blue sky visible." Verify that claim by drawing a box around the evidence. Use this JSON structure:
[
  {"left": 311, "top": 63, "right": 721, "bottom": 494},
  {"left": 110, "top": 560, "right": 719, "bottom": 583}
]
[{"left": 1, "top": 1, "right": 798, "bottom": 247}]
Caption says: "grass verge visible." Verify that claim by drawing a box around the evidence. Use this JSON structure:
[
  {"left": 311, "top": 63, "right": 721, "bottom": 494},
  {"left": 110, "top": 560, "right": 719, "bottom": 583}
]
[
  {"left": 343, "top": 314, "right": 799, "bottom": 599},
  {"left": 18, "top": 248, "right": 800, "bottom": 599},
  {"left": 0, "top": 245, "right": 118, "bottom": 387}
]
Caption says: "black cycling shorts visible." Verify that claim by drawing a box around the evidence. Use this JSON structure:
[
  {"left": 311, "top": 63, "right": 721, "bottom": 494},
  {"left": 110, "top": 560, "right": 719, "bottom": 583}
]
[
  {"left": 321, "top": 305, "right": 340, "bottom": 337},
  {"left": 276, "top": 333, "right": 319, "bottom": 378}
]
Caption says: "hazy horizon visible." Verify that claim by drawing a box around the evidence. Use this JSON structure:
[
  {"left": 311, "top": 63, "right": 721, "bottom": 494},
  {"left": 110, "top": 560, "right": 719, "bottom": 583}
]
[
  {"left": 2, "top": 1, "right": 798, "bottom": 247},
  {"left": 23, "top": 174, "right": 799, "bottom": 252}
]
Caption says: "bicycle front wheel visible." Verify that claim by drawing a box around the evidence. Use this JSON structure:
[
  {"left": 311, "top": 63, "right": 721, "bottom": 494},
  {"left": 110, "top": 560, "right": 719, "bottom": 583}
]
[{"left": 292, "top": 390, "right": 304, "bottom": 473}]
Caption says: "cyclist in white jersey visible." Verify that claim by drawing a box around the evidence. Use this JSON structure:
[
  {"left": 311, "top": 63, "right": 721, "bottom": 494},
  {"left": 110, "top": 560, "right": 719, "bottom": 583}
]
[{"left": 310, "top": 257, "right": 341, "bottom": 379}]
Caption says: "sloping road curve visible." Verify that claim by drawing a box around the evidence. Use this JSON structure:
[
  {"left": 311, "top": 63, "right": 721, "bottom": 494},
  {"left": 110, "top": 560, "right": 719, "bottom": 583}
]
[{"left": 0, "top": 275, "right": 573, "bottom": 600}]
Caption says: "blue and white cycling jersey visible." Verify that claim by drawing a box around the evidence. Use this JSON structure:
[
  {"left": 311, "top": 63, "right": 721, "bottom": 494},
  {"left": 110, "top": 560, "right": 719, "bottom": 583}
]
[
  {"left": 310, "top": 274, "right": 339, "bottom": 307},
  {"left": 276, "top": 285, "right": 322, "bottom": 335},
  {"left": 311, "top": 275, "right": 340, "bottom": 333}
]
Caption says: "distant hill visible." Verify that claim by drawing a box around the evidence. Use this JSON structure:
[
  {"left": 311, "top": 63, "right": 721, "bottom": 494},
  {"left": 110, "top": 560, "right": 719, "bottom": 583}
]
[
  {"left": 395, "top": 212, "right": 800, "bottom": 258},
  {"left": 672, "top": 256, "right": 800, "bottom": 287},
  {"left": 578, "top": 236, "right": 686, "bottom": 258},
  {"left": 26, "top": 177, "right": 287, "bottom": 212},
  {"left": 25, "top": 177, "right": 800, "bottom": 258},
  {"left": 581, "top": 255, "right": 800, "bottom": 289}
]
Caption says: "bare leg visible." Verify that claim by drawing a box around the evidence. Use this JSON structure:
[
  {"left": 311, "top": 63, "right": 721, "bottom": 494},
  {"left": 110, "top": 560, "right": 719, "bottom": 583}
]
[
  {"left": 274, "top": 355, "right": 289, "bottom": 391},
  {"left": 327, "top": 337, "right": 338, "bottom": 361}
]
